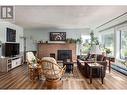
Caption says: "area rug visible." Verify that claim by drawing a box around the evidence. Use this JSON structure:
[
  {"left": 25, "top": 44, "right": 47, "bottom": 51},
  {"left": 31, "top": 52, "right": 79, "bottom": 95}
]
[{"left": 62, "top": 66, "right": 80, "bottom": 80}]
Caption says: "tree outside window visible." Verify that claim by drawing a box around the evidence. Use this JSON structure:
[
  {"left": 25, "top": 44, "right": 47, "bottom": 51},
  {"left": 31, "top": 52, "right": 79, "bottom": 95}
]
[{"left": 81, "top": 35, "right": 91, "bottom": 54}]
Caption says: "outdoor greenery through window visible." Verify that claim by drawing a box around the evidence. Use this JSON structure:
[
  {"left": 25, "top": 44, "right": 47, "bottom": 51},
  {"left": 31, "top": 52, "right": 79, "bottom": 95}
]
[
  {"left": 101, "top": 32, "right": 114, "bottom": 56},
  {"left": 120, "top": 31, "right": 127, "bottom": 60},
  {"left": 81, "top": 35, "right": 91, "bottom": 54}
]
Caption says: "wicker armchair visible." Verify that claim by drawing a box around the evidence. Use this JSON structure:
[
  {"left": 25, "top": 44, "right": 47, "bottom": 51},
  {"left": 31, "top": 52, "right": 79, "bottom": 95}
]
[
  {"left": 26, "top": 52, "right": 42, "bottom": 81},
  {"left": 41, "top": 57, "right": 66, "bottom": 80},
  {"left": 41, "top": 57, "right": 66, "bottom": 88}
]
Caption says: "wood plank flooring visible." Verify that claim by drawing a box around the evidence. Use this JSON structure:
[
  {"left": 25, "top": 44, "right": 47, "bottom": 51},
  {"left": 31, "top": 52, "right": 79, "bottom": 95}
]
[{"left": 0, "top": 64, "right": 127, "bottom": 89}]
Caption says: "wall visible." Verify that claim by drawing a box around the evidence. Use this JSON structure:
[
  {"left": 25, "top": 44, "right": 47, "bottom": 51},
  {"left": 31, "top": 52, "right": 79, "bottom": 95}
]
[
  {"left": 24, "top": 28, "right": 91, "bottom": 55},
  {"left": 0, "top": 21, "right": 24, "bottom": 57}
]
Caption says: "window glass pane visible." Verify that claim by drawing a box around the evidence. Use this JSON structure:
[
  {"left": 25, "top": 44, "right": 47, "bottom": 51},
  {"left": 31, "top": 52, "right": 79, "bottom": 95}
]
[
  {"left": 101, "top": 32, "right": 114, "bottom": 56},
  {"left": 82, "top": 35, "right": 91, "bottom": 43},
  {"left": 120, "top": 31, "right": 127, "bottom": 59},
  {"left": 81, "top": 35, "right": 91, "bottom": 54}
]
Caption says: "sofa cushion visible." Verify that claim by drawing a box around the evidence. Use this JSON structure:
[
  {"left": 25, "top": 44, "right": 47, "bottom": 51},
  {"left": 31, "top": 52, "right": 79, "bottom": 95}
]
[{"left": 97, "top": 55, "right": 104, "bottom": 61}]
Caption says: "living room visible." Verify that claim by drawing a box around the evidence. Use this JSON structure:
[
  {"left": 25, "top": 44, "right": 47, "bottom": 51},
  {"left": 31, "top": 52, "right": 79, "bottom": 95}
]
[{"left": 0, "top": 3, "right": 127, "bottom": 94}]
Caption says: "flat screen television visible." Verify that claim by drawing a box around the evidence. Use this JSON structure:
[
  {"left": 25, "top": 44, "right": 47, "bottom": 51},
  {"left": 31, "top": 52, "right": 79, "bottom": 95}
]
[{"left": 4, "top": 43, "right": 20, "bottom": 57}]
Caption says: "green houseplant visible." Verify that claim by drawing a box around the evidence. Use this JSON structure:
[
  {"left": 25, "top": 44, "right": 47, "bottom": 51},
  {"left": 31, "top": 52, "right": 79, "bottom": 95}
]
[
  {"left": 121, "top": 59, "right": 127, "bottom": 67},
  {"left": 76, "top": 38, "right": 82, "bottom": 44},
  {"left": 105, "top": 48, "right": 111, "bottom": 54},
  {"left": 65, "top": 38, "right": 76, "bottom": 43},
  {"left": 31, "top": 58, "right": 37, "bottom": 67}
]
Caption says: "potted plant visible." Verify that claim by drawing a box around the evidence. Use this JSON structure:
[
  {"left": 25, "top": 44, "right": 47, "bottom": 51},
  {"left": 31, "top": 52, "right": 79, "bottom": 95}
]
[
  {"left": 31, "top": 58, "right": 37, "bottom": 67},
  {"left": 121, "top": 61, "right": 127, "bottom": 67},
  {"left": 105, "top": 48, "right": 111, "bottom": 55},
  {"left": 65, "top": 38, "right": 76, "bottom": 43},
  {"left": 76, "top": 38, "right": 82, "bottom": 44}
]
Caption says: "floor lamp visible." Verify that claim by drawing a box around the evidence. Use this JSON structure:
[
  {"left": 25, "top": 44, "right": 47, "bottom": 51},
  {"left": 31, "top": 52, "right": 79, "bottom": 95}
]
[{"left": 89, "top": 45, "right": 102, "bottom": 63}]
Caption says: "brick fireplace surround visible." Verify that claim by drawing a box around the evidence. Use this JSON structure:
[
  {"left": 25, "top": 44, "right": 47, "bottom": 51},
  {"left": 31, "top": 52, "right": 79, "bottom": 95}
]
[{"left": 37, "top": 43, "right": 76, "bottom": 61}]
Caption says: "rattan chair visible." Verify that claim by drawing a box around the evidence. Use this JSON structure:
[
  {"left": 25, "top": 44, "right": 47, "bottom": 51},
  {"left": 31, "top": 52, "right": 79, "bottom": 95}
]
[
  {"left": 26, "top": 52, "right": 42, "bottom": 81},
  {"left": 41, "top": 57, "right": 66, "bottom": 88}
]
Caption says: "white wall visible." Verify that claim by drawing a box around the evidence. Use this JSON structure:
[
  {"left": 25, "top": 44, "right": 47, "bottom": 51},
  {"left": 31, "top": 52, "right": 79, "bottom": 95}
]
[
  {"left": 24, "top": 28, "right": 91, "bottom": 55},
  {"left": 0, "top": 21, "right": 24, "bottom": 57}
]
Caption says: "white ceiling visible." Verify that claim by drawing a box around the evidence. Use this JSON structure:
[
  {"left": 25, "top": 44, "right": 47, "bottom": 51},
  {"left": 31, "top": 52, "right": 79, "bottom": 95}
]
[{"left": 14, "top": 6, "right": 127, "bottom": 29}]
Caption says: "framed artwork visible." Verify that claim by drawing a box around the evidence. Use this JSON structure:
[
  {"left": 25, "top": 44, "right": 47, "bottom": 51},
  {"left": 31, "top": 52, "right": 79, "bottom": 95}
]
[
  {"left": 6, "top": 28, "right": 16, "bottom": 42},
  {"left": 50, "top": 32, "right": 66, "bottom": 41}
]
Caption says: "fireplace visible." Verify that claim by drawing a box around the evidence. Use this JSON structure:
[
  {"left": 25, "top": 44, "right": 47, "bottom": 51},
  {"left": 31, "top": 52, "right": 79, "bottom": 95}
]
[
  {"left": 57, "top": 50, "right": 72, "bottom": 60},
  {"left": 50, "top": 53, "right": 55, "bottom": 59}
]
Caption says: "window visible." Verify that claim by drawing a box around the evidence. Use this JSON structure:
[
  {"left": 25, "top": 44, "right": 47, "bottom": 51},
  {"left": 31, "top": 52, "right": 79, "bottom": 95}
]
[
  {"left": 81, "top": 35, "right": 91, "bottom": 44},
  {"left": 101, "top": 32, "right": 114, "bottom": 56},
  {"left": 81, "top": 35, "right": 91, "bottom": 54},
  {"left": 120, "top": 31, "right": 127, "bottom": 59}
]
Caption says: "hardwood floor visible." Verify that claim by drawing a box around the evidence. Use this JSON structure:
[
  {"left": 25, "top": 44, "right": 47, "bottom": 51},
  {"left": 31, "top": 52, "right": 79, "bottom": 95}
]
[{"left": 0, "top": 64, "right": 127, "bottom": 89}]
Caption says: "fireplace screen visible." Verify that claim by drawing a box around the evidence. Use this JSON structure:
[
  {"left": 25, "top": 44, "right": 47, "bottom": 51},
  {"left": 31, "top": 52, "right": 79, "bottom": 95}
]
[{"left": 57, "top": 50, "right": 72, "bottom": 60}]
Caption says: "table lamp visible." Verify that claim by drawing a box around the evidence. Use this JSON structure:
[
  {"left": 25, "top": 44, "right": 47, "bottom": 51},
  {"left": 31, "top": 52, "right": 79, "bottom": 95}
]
[{"left": 89, "top": 45, "right": 102, "bottom": 64}]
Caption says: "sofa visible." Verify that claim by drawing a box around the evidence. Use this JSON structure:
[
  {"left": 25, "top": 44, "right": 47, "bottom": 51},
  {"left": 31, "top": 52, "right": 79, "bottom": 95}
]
[{"left": 77, "top": 54, "right": 107, "bottom": 78}]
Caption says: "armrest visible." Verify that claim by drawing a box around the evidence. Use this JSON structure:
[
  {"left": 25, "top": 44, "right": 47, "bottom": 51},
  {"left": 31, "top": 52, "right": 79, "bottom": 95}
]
[
  {"left": 58, "top": 65, "right": 66, "bottom": 76},
  {"left": 36, "top": 58, "right": 41, "bottom": 63},
  {"left": 84, "top": 61, "right": 107, "bottom": 70},
  {"left": 84, "top": 61, "right": 107, "bottom": 63},
  {"left": 84, "top": 61, "right": 95, "bottom": 63},
  {"left": 97, "top": 61, "right": 107, "bottom": 72}
]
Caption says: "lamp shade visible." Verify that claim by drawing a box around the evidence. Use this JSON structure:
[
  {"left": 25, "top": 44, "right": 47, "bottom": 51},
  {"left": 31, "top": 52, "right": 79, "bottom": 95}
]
[{"left": 90, "top": 45, "right": 102, "bottom": 54}]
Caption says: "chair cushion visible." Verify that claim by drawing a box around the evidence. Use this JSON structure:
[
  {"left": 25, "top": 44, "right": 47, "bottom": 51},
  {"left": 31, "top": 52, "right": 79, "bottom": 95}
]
[{"left": 26, "top": 52, "right": 37, "bottom": 64}]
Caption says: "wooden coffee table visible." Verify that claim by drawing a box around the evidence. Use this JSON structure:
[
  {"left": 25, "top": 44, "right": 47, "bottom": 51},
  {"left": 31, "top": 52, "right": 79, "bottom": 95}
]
[
  {"left": 63, "top": 62, "right": 74, "bottom": 74},
  {"left": 87, "top": 63, "right": 104, "bottom": 84}
]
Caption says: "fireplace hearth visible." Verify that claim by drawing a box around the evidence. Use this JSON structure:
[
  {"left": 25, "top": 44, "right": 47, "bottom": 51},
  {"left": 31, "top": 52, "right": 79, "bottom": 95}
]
[{"left": 57, "top": 50, "right": 72, "bottom": 60}]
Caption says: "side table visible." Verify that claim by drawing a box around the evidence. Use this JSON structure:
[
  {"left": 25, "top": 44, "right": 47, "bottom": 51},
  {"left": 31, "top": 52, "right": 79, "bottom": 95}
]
[
  {"left": 29, "top": 64, "right": 42, "bottom": 81},
  {"left": 106, "top": 56, "right": 115, "bottom": 73},
  {"left": 87, "top": 63, "right": 104, "bottom": 84}
]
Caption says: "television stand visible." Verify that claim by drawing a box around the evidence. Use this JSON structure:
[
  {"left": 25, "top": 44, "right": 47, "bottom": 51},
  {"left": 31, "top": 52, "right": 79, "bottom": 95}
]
[{"left": 0, "top": 55, "right": 23, "bottom": 72}]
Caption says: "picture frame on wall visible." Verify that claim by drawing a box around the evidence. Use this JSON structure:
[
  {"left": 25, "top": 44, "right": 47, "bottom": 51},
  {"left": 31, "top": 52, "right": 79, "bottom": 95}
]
[
  {"left": 50, "top": 32, "right": 66, "bottom": 41},
  {"left": 6, "top": 28, "right": 16, "bottom": 42}
]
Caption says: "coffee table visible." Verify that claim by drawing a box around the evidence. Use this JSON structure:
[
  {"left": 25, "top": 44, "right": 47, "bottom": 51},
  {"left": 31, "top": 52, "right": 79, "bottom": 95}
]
[{"left": 63, "top": 62, "right": 74, "bottom": 74}]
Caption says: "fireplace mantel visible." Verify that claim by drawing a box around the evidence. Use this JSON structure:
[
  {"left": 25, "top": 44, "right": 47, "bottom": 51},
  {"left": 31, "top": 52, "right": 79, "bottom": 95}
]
[{"left": 37, "top": 43, "right": 76, "bottom": 61}]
